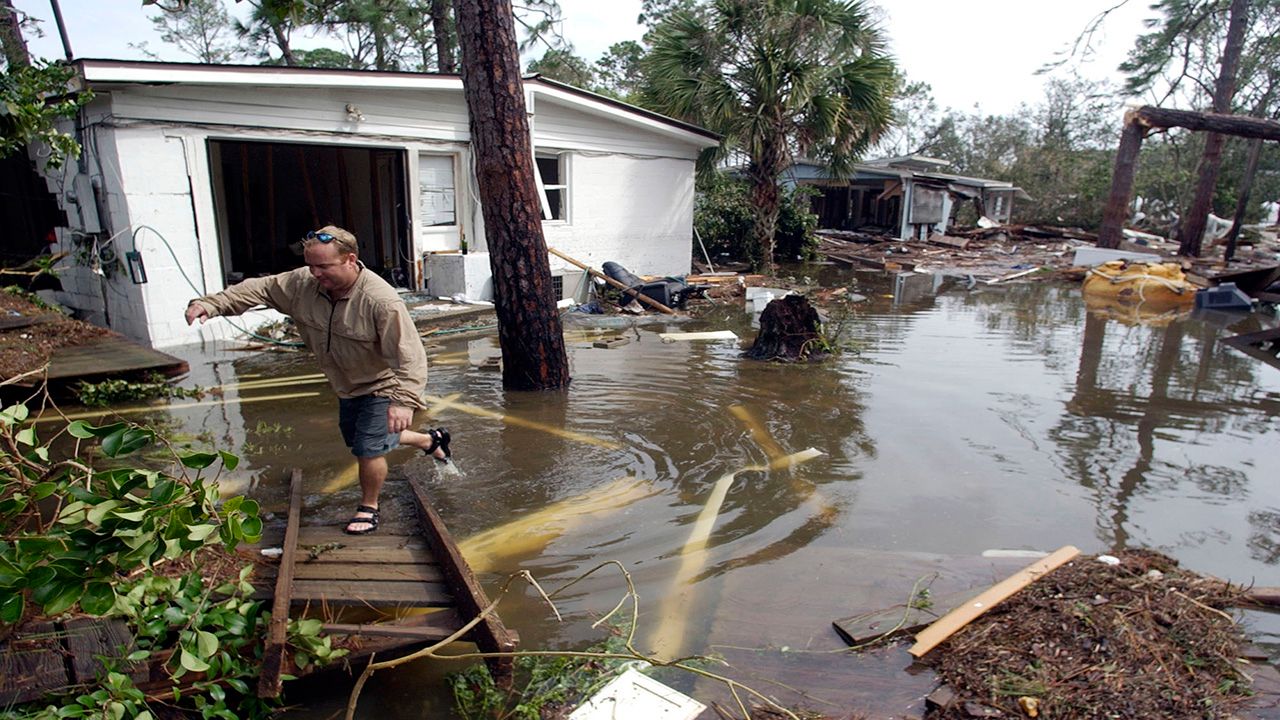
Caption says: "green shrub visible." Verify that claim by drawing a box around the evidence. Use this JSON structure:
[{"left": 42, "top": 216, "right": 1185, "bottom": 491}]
[
  {"left": 0, "top": 402, "right": 344, "bottom": 719},
  {"left": 694, "top": 173, "right": 819, "bottom": 267}
]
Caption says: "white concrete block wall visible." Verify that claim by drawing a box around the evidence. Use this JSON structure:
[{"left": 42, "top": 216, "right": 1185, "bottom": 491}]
[
  {"left": 114, "top": 130, "right": 213, "bottom": 347},
  {"left": 542, "top": 154, "right": 695, "bottom": 278}
]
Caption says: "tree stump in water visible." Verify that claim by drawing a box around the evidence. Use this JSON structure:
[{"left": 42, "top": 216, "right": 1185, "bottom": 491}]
[{"left": 744, "top": 294, "right": 829, "bottom": 362}]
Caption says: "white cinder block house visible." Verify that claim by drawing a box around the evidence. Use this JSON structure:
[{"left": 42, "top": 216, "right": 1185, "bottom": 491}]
[{"left": 44, "top": 60, "right": 719, "bottom": 348}]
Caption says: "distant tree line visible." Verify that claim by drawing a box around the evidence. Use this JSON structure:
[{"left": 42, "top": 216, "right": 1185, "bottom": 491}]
[{"left": 131, "top": 0, "right": 563, "bottom": 72}]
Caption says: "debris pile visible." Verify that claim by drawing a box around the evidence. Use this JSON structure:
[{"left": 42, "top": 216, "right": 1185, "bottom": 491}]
[
  {"left": 923, "top": 550, "right": 1257, "bottom": 719},
  {"left": 816, "top": 221, "right": 1280, "bottom": 285},
  {"left": 0, "top": 290, "right": 111, "bottom": 380}
]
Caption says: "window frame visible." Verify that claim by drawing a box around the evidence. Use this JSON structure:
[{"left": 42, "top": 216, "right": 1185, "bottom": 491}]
[
  {"left": 534, "top": 150, "right": 570, "bottom": 223},
  {"left": 417, "top": 151, "right": 459, "bottom": 229}
]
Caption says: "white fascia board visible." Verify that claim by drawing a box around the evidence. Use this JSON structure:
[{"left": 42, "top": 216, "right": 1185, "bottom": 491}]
[
  {"left": 79, "top": 62, "right": 463, "bottom": 93},
  {"left": 529, "top": 84, "right": 719, "bottom": 150}
]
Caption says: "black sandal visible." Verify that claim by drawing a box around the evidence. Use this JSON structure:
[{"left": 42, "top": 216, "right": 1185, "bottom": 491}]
[
  {"left": 344, "top": 505, "right": 380, "bottom": 535},
  {"left": 424, "top": 427, "right": 451, "bottom": 462}
]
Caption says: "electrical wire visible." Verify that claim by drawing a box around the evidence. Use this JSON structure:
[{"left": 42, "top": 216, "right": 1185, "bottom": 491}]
[{"left": 131, "top": 224, "right": 306, "bottom": 348}]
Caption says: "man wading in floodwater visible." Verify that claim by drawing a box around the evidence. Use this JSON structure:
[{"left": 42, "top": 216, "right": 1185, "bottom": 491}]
[{"left": 185, "top": 225, "right": 450, "bottom": 535}]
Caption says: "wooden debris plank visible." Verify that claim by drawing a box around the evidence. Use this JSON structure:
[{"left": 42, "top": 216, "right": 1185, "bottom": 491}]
[
  {"left": 64, "top": 617, "right": 148, "bottom": 686},
  {"left": 0, "top": 621, "right": 69, "bottom": 705},
  {"left": 832, "top": 589, "right": 976, "bottom": 647},
  {"left": 293, "top": 545, "right": 435, "bottom": 564},
  {"left": 290, "top": 579, "right": 454, "bottom": 606},
  {"left": 592, "top": 337, "right": 630, "bottom": 349},
  {"left": 1239, "top": 661, "right": 1280, "bottom": 720},
  {"left": 0, "top": 313, "right": 62, "bottom": 331},
  {"left": 409, "top": 474, "right": 517, "bottom": 685},
  {"left": 548, "top": 247, "right": 677, "bottom": 314},
  {"left": 295, "top": 525, "right": 428, "bottom": 549},
  {"left": 322, "top": 609, "right": 463, "bottom": 641},
  {"left": 908, "top": 545, "right": 1080, "bottom": 658},
  {"left": 927, "top": 234, "right": 971, "bottom": 250},
  {"left": 42, "top": 335, "right": 188, "bottom": 381},
  {"left": 258, "top": 468, "right": 303, "bottom": 698},
  {"left": 291, "top": 561, "right": 444, "bottom": 582},
  {"left": 1237, "top": 586, "right": 1280, "bottom": 608},
  {"left": 1223, "top": 326, "right": 1280, "bottom": 348},
  {"left": 985, "top": 267, "right": 1042, "bottom": 285}
]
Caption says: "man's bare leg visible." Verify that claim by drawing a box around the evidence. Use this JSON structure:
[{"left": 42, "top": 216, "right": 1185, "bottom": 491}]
[
  {"left": 400, "top": 428, "right": 447, "bottom": 460},
  {"left": 347, "top": 455, "right": 387, "bottom": 534}
]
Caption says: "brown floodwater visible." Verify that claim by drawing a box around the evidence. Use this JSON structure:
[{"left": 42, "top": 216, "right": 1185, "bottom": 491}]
[{"left": 90, "top": 268, "right": 1280, "bottom": 716}]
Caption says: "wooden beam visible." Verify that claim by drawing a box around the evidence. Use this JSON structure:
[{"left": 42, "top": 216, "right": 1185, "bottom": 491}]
[
  {"left": 908, "top": 545, "right": 1080, "bottom": 658},
  {"left": 322, "top": 610, "right": 463, "bottom": 641},
  {"left": 258, "top": 468, "right": 303, "bottom": 698},
  {"left": 547, "top": 247, "right": 677, "bottom": 314},
  {"left": 408, "top": 475, "right": 517, "bottom": 686}
]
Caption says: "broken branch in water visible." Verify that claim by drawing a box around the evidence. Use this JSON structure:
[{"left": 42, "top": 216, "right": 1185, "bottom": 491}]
[{"left": 343, "top": 560, "right": 803, "bottom": 720}]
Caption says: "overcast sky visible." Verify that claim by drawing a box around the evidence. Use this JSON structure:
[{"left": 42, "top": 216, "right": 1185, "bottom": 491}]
[{"left": 12, "top": 0, "right": 1154, "bottom": 116}]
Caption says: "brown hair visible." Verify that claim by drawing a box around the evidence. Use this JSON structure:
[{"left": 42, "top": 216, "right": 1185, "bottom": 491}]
[{"left": 302, "top": 225, "right": 359, "bottom": 256}]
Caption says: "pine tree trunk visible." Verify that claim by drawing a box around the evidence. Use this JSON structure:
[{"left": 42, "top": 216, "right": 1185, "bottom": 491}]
[
  {"left": 431, "top": 0, "right": 456, "bottom": 73},
  {"left": 0, "top": 0, "right": 30, "bottom": 68},
  {"left": 454, "top": 0, "right": 570, "bottom": 391},
  {"left": 267, "top": 12, "right": 295, "bottom": 66},
  {"left": 1097, "top": 115, "right": 1146, "bottom": 249},
  {"left": 1223, "top": 137, "right": 1262, "bottom": 262},
  {"left": 1176, "top": 0, "right": 1249, "bottom": 257}
]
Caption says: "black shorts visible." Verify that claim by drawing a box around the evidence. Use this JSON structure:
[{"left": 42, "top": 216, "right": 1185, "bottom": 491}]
[{"left": 338, "top": 395, "right": 401, "bottom": 458}]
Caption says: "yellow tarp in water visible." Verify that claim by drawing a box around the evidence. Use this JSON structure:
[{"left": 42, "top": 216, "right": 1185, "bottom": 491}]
[{"left": 1081, "top": 261, "right": 1197, "bottom": 310}]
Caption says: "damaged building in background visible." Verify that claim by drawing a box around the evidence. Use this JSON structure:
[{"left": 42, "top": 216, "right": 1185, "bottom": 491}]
[
  {"left": 39, "top": 60, "right": 718, "bottom": 348},
  {"left": 786, "top": 155, "right": 1029, "bottom": 240}
]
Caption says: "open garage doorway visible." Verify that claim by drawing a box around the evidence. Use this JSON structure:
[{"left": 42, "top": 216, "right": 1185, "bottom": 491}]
[{"left": 208, "top": 139, "right": 413, "bottom": 289}]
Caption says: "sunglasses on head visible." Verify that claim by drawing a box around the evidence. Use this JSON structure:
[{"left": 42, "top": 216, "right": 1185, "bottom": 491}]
[{"left": 306, "top": 231, "right": 337, "bottom": 243}]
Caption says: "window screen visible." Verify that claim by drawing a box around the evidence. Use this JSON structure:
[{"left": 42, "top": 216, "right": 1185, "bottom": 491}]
[{"left": 419, "top": 154, "right": 456, "bottom": 227}]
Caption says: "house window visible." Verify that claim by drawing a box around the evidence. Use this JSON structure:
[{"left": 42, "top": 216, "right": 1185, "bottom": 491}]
[
  {"left": 418, "top": 154, "right": 456, "bottom": 227},
  {"left": 551, "top": 274, "right": 564, "bottom": 300},
  {"left": 536, "top": 153, "right": 568, "bottom": 221}
]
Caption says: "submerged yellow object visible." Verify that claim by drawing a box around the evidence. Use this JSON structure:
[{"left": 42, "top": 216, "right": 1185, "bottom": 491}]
[
  {"left": 458, "top": 476, "right": 654, "bottom": 573},
  {"left": 648, "top": 447, "right": 825, "bottom": 660},
  {"left": 422, "top": 394, "right": 620, "bottom": 449},
  {"left": 319, "top": 461, "right": 361, "bottom": 494},
  {"left": 34, "top": 391, "right": 322, "bottom": 424},
  {"left": 1081, "top": 261, "right": 1196, "bottom": 310},
  {"left": 729, "top": 404, "right": 786, "bottom": 461}
]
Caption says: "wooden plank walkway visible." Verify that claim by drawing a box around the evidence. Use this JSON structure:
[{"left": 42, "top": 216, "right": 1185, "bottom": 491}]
[
  {"left": 255, "top": 468, "right": 516, "bottom": 695},
  {"left": 45, "top": 334, "right": 188, "bottom": 381}
]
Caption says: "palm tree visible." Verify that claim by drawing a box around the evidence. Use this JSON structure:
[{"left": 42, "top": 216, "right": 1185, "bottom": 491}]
[{"left": 644, "top": 0, "right": 895, "bottom": 272}]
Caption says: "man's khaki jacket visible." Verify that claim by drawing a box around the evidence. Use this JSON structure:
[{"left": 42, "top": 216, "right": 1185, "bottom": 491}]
[{"left": 190, "top": 267, "right": 428, "bottom": 409}]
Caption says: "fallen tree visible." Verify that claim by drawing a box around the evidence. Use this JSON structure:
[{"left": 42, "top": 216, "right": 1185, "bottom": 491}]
[{"left": 1097, "top": 106, "right": 1280, "bottom": 253}]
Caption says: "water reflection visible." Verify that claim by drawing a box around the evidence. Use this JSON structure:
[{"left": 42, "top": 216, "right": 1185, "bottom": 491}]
[{"left": 111, "top": 270, "right": 1280, "bottom": 715}]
